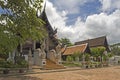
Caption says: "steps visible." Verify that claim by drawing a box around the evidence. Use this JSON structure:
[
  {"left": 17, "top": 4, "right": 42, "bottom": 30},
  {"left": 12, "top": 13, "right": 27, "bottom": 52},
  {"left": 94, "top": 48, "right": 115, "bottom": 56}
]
[
  {"left": 43, "top": 59, "right": 65, "bottom": 70},
  {"left": 32, "top": 66, "right": 42, "bottom": 69}
]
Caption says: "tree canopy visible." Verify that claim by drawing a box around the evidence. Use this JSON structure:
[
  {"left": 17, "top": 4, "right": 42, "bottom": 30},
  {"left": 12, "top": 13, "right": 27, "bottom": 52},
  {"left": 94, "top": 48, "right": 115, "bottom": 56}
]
[
  {"left": 59, "top": 38, "right": 73, "bottom": 47},
  {"left": 0, "top": 0, "right": 46, "bottom": 54},
  {"left": 90, "top": 47, "right": 106, "bottom": 57},
  {"left": 111, "top": 46, "right": 120, "bottom": 55}
]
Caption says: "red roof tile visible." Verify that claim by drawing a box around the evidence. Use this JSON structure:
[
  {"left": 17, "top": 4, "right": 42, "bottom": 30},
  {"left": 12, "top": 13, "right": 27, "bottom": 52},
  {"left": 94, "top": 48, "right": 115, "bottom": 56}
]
[{"left": 63, "top": 43, "right": 88, "bottom": 55}]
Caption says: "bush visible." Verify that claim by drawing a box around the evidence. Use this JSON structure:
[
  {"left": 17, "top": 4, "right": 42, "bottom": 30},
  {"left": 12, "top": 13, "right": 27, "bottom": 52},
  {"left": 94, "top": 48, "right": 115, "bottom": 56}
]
[
  {"left": 0, "top": 60, "right": 5, "bottom": 68},
  {"left": 0, "top": 53, "right": 9, "bottom": 60},
  {"left": 73, "top": 62, "right": 82, "bottom": 67},
  {"left": 17, "top": 59, "right": 28, "bottom": 68},
  {"left": 63, "top": 62, "right": 82, "bottom": 67},
  {"left": 118, "top": 60, "right": 120, "bottom": 64},
  {"left": 85, "top": 54, "right": 90, "bottom": 61},
  {"left": 66, "top": 56, "right": 73, "bottom": 62},
  {"left": 0, "top": 60, "right": 14, "bottom": 68},
  {"left": 0, "top": 58, "right": 28, "bottom": 68}
]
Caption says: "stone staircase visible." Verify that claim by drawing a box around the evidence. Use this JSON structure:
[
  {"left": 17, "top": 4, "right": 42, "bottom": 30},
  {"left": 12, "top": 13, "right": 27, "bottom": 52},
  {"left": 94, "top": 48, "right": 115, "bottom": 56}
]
[{"left": 43, "top": 59, "right": 65, "bottom": 70}]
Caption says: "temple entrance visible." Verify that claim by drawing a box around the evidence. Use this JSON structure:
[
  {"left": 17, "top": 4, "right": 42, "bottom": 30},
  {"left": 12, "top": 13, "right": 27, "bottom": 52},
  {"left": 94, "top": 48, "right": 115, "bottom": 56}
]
[{"left": 36, "top": 42, "right": 41, "bottom": 49}]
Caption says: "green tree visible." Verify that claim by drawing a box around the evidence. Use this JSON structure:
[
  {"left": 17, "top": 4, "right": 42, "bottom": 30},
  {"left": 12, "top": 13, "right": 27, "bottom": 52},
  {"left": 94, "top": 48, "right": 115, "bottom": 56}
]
[
  {"left": 91, "top": 47, "right": 106, "bottom": 62},
  {"left": 107, "top": 52, "right": 113, "bottom": 58},
  {"left": 91, "top": 47, "right": 106, "bottom": 57},
  {"left": 0, "top": 0, "right": 46, "bottom": 55},
  {"left": 111, "top": 46, "right": 120, "bottom": 55},
  {"left": 59, "top": 38, "right": 73, "bottom": 47},
  {"left": 84, "top": 53, "right": 90, "bottom": 61},
  {"left": 72, "top": 51, "right": 81, "bottom": 61}
]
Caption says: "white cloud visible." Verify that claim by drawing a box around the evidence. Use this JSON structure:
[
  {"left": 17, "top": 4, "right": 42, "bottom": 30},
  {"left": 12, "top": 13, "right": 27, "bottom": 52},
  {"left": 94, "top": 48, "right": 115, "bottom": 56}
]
[
  {"left": 85, "top": 10, "right": 120, "bottom": 44},
  {"left": 46, "top": 1, "right": 87, "bottom": 43},
  {"left": 100, "top": 0, "right": 120, "bottom": 12},
  {"left": 50, "top": 0, "right": 94, "bottom": 14},
  {"left": 46, "top": 1, "right": 67, "bottom": 30},
  {"left": 46, "top": 1, "right": 120, "bottom": 44}
]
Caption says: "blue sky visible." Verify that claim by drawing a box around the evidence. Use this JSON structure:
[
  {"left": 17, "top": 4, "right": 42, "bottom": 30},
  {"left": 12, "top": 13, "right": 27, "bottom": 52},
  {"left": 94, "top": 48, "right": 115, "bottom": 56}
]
[
  {"left": 49, "top": 0, "right": 102, "bottom": 25},
  {"left": 0, "top": 7, "right": 10, "bottom": 14},
  {"left": 0, "top": 7, "right": 5, "bottom": 14}
]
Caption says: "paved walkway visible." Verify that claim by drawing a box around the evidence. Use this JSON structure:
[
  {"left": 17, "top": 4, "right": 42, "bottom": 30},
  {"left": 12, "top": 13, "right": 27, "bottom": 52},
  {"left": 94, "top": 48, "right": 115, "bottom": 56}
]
[
  {"left": 0, "top": 66, "right": 114, "bottom": 77},
  {"left": 0, "top": 67, "right": 82, "bottom": 77}
]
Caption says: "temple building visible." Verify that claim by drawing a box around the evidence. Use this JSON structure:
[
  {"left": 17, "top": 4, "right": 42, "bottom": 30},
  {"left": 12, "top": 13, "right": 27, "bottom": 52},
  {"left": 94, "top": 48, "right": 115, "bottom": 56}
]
[
  {"left": 75, "top": 36, "right": 111, "bottom": 52},
  {"left": 62, "top": 43, "right": 91, "bottom": 61},
  {"left": 9, "top": 5, "right": 64, "bottom": 70}
]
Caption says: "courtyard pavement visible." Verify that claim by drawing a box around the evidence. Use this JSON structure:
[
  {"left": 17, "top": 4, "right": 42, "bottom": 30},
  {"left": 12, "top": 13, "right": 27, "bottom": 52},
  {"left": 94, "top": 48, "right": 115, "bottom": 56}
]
[{"left": 0, "top": 66, "right": 120, "bottom": 80}]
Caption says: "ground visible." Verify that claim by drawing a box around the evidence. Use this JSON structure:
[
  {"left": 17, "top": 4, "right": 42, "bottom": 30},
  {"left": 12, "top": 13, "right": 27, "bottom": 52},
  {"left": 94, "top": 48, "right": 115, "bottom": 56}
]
[{"left": 0, "top": 66, "right": 120, "bottom": 80}]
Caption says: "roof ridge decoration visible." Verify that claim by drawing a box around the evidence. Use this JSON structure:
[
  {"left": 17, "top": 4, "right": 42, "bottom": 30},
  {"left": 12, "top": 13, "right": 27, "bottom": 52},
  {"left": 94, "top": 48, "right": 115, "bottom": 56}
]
[
  {"left": 42, "top": 1, "right": 46, "bottom": 13},
  {"left": 39, "top": 2, "right": 59, "bottom": 46},
  {"left": 83, "top": 43, "right": 88, "bottom": 53},
  {"left": 39, "top": 2, "right": 54, "bottom": 33}
]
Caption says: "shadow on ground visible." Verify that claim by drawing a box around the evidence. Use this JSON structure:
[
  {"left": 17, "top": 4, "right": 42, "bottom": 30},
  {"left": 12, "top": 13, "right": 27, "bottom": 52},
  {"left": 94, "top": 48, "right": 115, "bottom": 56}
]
[{"left": 0, "top": 75, "right": 42, "bottom": 80}]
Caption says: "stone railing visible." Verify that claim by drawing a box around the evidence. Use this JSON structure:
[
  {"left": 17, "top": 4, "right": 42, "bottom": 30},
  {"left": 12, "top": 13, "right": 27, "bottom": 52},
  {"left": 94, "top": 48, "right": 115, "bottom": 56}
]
[
  {"left": 48, "top": 50, "right": 57, "bottom": 63},
  {"left": 48, "top": 49, "right": 62, "bottom": 65}
]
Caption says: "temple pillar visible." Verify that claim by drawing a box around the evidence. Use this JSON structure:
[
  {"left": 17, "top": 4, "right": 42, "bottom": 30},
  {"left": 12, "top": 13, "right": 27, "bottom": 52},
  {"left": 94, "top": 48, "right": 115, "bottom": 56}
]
[
  {"left": 55, "top": 44, "right": 62, "bottom": 65},
  {"left": 20, "top": 43, "right": 22, "bottom": 53},
  {"left": 82, "top": 53, "right": 86, "bottom": 68},
  {"left": 28, "top": 48, "right": 32, "bottom": 70},
  {"left": 56, "top": 53, "right": 62, "bottom": 65},
  {"left": 33, "top": 49, "right": 41, "bottom": 66},
  {"left": 44, "top": 37, "right": 49, "bottom": 59},
  {"left": 33, "top": 48, "right": 46, "bottom": 67},
  {"left": 33, "top": 40, "right": 36, "bottom": 50}
]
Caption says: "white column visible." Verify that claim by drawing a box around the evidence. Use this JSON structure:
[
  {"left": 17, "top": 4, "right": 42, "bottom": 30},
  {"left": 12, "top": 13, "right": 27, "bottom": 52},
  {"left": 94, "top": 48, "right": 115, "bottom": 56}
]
[
  {"left": 28, "top": 49, "right": 32, "bottom": 70},
  {"left": 82, "top": 53, "right": 85, "bottom": 68}
]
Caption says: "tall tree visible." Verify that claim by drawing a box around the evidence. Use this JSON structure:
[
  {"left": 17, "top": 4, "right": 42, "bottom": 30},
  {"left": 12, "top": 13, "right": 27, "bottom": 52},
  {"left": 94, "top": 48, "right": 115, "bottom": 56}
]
[
  {"left": 59, "top": 38, "right": 73, "bottom": 47},
  {"left": 0, "top": 0, "right": 46, "bottom": 54}
]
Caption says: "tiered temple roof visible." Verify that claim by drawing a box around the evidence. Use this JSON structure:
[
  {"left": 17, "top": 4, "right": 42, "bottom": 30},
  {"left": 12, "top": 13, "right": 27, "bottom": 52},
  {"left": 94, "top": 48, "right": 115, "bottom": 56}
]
[
  {"left": 75, "top": 36, "right": 110, "bottom": 52},
  {"left": 39, "top": 6, "right": 59, "bottom": 50}
]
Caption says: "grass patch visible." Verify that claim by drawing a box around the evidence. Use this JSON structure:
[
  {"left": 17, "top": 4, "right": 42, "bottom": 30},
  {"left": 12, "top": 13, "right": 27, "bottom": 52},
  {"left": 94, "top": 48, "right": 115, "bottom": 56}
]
[{"left": 63, "top": 62, "right": 82, "bottom": 67}]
